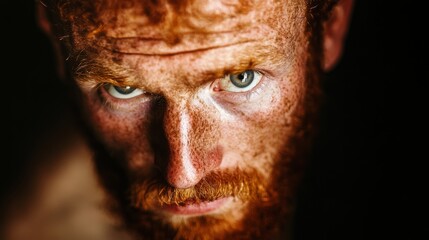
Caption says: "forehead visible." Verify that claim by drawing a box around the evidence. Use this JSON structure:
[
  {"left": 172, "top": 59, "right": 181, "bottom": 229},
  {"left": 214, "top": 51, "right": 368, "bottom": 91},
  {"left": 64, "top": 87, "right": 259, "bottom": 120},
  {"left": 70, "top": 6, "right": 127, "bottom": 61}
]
[
  {"left": 55, "top": 0, "right": 308, "bottom": 89},
  {"left": 56, "top": 0, "right": 306, "bottom": 51}
]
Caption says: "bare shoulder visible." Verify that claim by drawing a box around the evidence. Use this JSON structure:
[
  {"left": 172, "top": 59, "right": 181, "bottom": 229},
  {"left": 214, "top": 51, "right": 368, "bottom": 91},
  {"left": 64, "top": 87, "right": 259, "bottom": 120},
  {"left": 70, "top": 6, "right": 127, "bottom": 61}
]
[{"left": 2, "top": 124, "right": 135, "bottom": 240}]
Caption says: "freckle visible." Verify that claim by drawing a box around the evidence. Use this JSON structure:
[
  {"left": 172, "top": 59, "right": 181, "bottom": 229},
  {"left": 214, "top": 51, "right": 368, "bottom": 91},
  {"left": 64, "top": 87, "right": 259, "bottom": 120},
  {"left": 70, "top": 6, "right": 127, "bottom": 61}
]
[
  {"left": 158, "top": 69, "right": 166, "bottom": 75},
  {"left": 193, "top": 146, "right": 223, "bottom": 173},
  {"left": 131, "top": 39, "right": 139, "bottom": 49},
  {"left": 112, "top": 55, "right": 123, "bottom": 64}
]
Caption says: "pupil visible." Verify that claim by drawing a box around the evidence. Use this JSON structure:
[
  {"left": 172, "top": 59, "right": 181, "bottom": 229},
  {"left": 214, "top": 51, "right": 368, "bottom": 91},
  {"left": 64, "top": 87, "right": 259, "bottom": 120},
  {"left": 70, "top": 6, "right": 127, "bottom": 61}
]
[
  {"left": 238, "top": 73, "right": 246, "bottom": 81},
  {"left": 114, "top": 86, "right": 135, "bottom": 94}
]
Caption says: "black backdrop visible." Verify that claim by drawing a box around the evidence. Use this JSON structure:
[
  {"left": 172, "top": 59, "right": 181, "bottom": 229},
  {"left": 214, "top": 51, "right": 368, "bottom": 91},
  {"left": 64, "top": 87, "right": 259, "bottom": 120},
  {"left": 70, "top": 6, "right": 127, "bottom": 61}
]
[{"left": 1, "top": 1, "right": 424, "bottom": 239}]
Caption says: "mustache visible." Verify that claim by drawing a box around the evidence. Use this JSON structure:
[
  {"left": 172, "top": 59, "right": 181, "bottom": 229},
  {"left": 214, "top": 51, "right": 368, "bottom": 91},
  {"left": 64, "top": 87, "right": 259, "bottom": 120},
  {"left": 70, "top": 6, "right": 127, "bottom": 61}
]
[{"left": 130, "top": 168, "right": 268, "bottom": 209}]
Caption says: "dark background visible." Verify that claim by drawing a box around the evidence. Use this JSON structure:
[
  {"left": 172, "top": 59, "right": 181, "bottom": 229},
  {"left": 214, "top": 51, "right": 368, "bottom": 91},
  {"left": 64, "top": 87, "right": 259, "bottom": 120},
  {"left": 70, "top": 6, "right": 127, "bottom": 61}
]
[{"left": 1, "top": 0, "right": 425, "bottom": 239}]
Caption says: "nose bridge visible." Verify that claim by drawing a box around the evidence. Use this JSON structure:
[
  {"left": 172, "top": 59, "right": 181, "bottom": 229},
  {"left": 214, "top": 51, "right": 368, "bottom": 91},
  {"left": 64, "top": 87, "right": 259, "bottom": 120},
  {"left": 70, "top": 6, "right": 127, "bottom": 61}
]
[{"left": 162, "top": 96, "right": 222, "bottom": 189}]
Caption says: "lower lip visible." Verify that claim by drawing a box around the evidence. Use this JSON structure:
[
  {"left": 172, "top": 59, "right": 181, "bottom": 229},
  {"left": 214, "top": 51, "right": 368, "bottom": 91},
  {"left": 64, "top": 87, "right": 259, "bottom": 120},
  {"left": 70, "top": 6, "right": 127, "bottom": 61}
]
[{"left": 161, "top": 197, "right": 230, "bottom": 215}]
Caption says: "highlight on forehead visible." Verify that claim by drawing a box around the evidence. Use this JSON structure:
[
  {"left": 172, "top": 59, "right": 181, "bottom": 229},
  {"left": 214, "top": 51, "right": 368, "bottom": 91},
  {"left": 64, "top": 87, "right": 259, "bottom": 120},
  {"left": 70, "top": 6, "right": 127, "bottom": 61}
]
[
  {"left": 46, "top": 0, "right": 337, "bottom": 28},
  {"left": 54, "top": 0, "right": 255, "bottom": 23}
]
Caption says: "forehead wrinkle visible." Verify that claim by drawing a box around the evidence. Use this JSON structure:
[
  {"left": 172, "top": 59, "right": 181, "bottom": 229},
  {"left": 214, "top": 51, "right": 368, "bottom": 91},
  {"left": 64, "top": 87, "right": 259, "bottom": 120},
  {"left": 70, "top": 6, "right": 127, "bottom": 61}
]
[
  {"left": 101, "top": 38, "right": 259, "bottom": 56},
  {"left": 57, "top": 0, "right": 291, "bottom": 51},
  {"left": 97, "top": 0, "right": 258, "bottom": 39}
]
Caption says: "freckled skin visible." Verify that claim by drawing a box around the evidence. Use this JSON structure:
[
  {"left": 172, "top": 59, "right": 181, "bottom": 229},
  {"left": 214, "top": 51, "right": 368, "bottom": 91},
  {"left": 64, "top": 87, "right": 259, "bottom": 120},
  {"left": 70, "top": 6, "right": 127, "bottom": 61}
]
[{"left": 56, "top": 0, "right": 316, "bottom": 238}]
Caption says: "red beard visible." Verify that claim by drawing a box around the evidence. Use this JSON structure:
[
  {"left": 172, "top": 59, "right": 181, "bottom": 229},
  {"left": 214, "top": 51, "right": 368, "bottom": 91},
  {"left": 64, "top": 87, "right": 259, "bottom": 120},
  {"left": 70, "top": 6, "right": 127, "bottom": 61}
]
[{"left": 128, "top": 168, "right": 274, "bottom": 239}]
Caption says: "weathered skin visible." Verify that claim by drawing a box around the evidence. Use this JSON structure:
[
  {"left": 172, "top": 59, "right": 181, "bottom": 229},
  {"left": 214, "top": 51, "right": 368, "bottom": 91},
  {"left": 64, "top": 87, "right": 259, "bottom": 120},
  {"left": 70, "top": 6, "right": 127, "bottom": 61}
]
[
  {"left": 72, "top": 0, "right": 306, "bottom": 222},
  {"left": 35, "top": 0, "right": 354, "bottom": 238},
  {"left": 68, "top": 0, "right": 308, "bottom": 234}
]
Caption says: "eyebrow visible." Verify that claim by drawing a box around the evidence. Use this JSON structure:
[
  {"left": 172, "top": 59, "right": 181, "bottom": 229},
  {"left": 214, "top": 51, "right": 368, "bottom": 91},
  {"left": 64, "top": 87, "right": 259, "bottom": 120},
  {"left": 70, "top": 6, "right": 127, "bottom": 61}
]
[
  {"left": 202, "top": 58, "right": 264, "bottom": 81},
  {"left": 74, "top": 58, "right": 261, "bottom": 89},
  {"left": 198, "top": 46, "right": 284, "bottom": 80},
  {"left": 73, "top": 56, "right": 139, "bottom": 87}
]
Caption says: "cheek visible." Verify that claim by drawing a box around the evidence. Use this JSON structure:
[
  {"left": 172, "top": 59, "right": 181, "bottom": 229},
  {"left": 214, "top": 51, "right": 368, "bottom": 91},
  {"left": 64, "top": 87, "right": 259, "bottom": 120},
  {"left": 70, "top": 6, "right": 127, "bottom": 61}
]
[
  {"left": 81, "top": 93, "right": 155, "bottom": 166},
  {"left": 217, "top": 72, "right": 304, "bottom": 172}
]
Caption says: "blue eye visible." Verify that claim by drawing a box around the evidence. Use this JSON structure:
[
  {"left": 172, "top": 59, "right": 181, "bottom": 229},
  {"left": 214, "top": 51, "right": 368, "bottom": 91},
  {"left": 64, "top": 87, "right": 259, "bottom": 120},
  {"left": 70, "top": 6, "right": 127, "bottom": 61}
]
[
  {"left": 229, "top": 70, "right": 255, "bottom": 88},
  {"left": 104, "top": 84, "right": 145, "bottom": 99},
  {"left": 219, "top": 70, "right": 262, "bottom": 92}
]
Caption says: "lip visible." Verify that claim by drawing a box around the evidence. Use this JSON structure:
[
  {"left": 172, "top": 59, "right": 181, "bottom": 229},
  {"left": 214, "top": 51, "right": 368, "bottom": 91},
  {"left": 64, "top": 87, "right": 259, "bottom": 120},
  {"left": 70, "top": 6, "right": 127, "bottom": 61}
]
[{"left": 160, "top": 197, "right": 230, "bottom": 215}]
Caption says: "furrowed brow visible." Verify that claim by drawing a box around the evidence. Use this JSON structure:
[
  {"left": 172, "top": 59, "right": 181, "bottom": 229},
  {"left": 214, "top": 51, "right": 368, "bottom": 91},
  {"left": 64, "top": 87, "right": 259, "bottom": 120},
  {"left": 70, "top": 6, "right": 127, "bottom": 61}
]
[
  {"left": 203, "top": 61, "right": 257, "bottom": 81},
  {"left": 72, "top": 43, "right": 284, "bottom": 88}
]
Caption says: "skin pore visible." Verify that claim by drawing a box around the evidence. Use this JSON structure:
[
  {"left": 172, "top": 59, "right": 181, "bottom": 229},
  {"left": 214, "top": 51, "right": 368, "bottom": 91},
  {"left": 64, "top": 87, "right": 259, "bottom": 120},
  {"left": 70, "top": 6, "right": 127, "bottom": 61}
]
[{"left": 37, "top": 0, "right": 353, "bottom": 239}]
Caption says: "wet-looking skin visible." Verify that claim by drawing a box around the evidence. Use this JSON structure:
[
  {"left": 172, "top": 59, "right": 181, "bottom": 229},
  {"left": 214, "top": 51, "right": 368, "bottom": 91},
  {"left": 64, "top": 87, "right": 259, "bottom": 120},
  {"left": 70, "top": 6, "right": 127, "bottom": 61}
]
[{"left": 39, "top": 0, "right": 353, "bottom": 239}]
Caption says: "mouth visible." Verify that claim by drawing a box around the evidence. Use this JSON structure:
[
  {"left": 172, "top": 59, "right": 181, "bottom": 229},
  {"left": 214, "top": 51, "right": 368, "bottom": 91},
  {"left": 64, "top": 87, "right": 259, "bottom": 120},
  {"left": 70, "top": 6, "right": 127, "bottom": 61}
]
[{"left": 160, "top": 197, "right": 231, "bottom": 215}]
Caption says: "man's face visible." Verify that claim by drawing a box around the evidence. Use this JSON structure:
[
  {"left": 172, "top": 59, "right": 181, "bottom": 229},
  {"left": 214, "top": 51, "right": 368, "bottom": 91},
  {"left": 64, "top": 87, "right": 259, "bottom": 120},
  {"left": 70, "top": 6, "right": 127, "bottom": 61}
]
[{"left": 54, "top": 0, "right": 320, "bottom": 238}]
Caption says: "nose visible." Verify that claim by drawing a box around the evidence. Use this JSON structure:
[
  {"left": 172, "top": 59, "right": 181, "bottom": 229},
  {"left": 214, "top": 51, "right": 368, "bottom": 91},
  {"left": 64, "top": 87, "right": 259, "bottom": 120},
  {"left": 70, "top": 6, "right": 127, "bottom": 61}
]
[{"left": 160, "top": 99, "right": 222, "bottom": 189}]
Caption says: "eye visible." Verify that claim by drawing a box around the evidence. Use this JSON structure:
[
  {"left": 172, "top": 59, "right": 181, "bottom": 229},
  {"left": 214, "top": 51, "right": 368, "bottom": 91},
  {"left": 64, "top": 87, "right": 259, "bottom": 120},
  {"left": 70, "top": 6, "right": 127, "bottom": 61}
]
[
  {"left": 218, "top": 70, "right": 262, "bottom": 92},
  {"left": 104, "top": 84, "right": 145, "bottom": 99}
]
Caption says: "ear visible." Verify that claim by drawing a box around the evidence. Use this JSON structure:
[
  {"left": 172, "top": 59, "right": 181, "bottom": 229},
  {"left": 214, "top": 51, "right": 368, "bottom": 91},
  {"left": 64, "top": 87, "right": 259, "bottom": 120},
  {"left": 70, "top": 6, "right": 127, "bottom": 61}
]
[
  {"left": 323, "top": 0, "right": 354, "bottom": 71},
  {"left": 37, "top": 2, "right": 66, "bottom": 79}
]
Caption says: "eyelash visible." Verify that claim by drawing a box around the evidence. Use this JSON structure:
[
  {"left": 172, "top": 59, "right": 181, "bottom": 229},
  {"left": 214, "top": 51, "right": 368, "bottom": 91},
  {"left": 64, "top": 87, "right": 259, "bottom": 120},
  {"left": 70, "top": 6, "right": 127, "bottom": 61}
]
[
  {"left": 212, "top": 70, "right": 269, "bottom": 103},
  {"left": 97, "top": 83, "right": 150, "bottom": 110}
]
